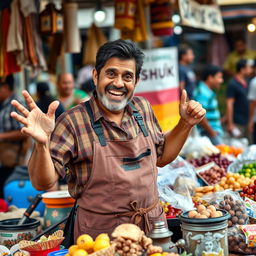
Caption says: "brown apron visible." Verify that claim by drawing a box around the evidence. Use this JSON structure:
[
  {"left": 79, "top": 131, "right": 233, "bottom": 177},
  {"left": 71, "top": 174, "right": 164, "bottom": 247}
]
[{"left": 74, "top": 101, "right": 166, "bottom": 240}]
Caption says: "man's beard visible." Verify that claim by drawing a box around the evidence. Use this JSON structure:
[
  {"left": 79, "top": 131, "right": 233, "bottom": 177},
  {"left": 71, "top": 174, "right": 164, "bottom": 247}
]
[{"left": 96, "top": 85, "right": 132, "bottom": 111}]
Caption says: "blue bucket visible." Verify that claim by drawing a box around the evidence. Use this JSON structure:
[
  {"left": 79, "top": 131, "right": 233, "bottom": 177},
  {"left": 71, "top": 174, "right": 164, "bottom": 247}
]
[{"left": 47, "top": 249, "right": 68, "bottom": 256}]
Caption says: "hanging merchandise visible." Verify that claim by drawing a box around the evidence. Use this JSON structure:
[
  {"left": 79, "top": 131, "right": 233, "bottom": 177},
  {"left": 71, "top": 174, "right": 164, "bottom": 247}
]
[
  {"left": 115, "top": 0, "right": 148, "bottom": 42},
  {"left": 63, "top": 2, "right": 80, "bottom": 53},
  {"left": 0, "top": 8, "right": 20, "bottom": 77},
  {"left": 83, "top": 23, "right": 107, "bottom": 65},
  {"left": 114, "top": 0, "right": 136, "bottom": 31},
  {"left": 150, "top": 0, "right": 174, "bottom": 36},
  {"left": 39, "top": 3, "right": 63, "bottom": 35}
]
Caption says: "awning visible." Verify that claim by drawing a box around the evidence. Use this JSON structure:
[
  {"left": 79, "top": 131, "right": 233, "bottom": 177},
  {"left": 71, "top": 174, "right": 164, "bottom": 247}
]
[{"left": 220, "top": 4, "right": 256, "bottom": 20}]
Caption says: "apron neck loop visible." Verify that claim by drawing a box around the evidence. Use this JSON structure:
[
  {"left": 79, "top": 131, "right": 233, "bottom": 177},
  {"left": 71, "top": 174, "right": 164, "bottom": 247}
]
[
  {"left": 129, "top": 102, "right": 149, "bottom": 137},
  {"left": 84, "top": 101, "right": 107, "bottom": 146}
]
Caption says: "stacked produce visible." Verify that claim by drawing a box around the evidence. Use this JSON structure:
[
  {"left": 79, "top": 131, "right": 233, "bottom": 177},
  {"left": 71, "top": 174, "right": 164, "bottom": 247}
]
[
  {"left": 240, "top": 180, "right": 256, "bottom": 200},
  {"left": 198, "top": 165, "right": 226, "bottom": 185},
  {"left": 218, "top": 173, "right": 251, "bottom": 191},
  {"left": 189, "top": 153, "right": 232, "bottom": 171},
  {"left": 160, "top": 201, "right": 182, "bottom": 218},
  {"left": 238, "top": 161, "right": 256, "bottom": 178},
  {"left": 216, "top": 144, "right": 243, "bottom": 157},
  {"left": 187, "top": 205, "right": 223, "bottom": 219}
]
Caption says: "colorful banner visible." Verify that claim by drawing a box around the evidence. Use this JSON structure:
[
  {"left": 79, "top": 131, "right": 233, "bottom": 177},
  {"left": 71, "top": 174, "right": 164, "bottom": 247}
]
[{"left": 135, "top": 47, "right": 180, "bottom": 132}]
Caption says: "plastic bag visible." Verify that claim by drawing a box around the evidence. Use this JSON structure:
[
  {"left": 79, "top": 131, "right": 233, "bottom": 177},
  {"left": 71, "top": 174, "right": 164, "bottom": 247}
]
[
  {"left": 228, "top": 225, "right": 256, "bottom": 255},
  {"left": 157, "top": 156, "right": 199, "bottom": 188},
  {"left": 202, "top": 190, "right": 249, "bottom": 227},
  {"left": 158, "top": 185, "right": 194, "bottom": 212}
]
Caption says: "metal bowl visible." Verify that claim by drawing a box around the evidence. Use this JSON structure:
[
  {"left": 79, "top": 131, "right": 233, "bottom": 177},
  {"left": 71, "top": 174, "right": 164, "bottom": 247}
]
[{"left": 227, "top": 159, "right": 256, "bottom": 173}]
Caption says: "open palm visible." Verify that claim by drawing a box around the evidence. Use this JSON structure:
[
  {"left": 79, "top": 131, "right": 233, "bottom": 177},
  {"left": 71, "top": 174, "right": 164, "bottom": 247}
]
[{"left": 11, "top": 90, "right": 59, "bottom": 144}]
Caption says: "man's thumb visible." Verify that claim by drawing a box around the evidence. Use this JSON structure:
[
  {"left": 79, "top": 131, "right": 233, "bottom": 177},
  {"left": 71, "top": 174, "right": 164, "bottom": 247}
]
[
  {"left": 180, "top": 89, "right": 187, "bottom": 104},
  {"left": 47, "top": 101, "right": 59, "bottom": 118}
]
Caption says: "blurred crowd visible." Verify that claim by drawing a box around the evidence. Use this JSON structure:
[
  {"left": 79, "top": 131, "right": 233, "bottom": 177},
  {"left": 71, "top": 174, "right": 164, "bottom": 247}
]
[{"left": 178, "top": 37, "right": 256, "bottom": 147}]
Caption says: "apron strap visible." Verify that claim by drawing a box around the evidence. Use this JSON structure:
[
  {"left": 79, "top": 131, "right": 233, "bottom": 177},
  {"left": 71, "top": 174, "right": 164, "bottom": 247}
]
[
  {"left": 116, "top": 199, "right": 158, "bottom": 234},
  {"left": 84, "top": 101, "right": 107, "bottom": 147},
  {"left": 129, "top": 102, "right": 149, "bottom": 137}
]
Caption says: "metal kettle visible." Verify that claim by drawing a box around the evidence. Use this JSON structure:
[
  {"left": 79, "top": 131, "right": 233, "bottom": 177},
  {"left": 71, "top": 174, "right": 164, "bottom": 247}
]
[{"left": 148, "top": 221, "right": 185, "bottom": 253}]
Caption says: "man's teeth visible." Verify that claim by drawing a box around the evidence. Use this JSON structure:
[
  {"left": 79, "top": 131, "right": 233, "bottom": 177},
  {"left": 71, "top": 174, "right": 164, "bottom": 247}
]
[{"left": 108, "top": 90, "right": 124, "bottom": 96}]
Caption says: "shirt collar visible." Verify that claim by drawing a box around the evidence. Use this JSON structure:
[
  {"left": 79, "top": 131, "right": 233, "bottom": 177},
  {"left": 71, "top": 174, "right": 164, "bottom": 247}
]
[{"left": 88, "top": 91, "right": 134, "bottom": 123}]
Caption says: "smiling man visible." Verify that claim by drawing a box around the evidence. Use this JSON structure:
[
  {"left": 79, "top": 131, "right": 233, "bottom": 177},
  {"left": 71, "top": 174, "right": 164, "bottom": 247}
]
[{"left": 10, "top": 39, "right": 205, "bottom": 240}]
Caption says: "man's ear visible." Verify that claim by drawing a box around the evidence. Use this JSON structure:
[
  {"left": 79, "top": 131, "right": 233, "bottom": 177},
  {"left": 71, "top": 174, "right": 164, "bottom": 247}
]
[{"left": 92, "top": 68, "right": 98, "bottom": 86}]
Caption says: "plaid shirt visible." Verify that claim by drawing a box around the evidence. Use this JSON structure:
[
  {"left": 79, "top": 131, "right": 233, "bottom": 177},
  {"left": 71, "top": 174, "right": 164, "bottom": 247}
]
[
  {"left": 50, "top": 95, "right": 164, "bottom": 198},
  {"left": 0, "top": 94, "right": 23, "bottom": 134}
]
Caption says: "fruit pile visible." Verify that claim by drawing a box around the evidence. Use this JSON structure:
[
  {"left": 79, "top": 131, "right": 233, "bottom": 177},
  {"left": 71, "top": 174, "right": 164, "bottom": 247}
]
[
  {"left": 189, "top": 153, "right": 232, "bottom": 170},
  {"left": 218, "top": 194, "right": 249, "bottom": 227},
  {"left": 240, "top": 180, "right": 256, "bottom": 200},
  {"left": 187, "top": 205, "right": 223, "bottom": 219},
  {"left": 216, "top": 144, "right": 243, "bottom": 157},
  {"left": 67, "top": 233, "right": 111, "bottom": 256},
  {"left": 160, "top": 201, "right": 182, "bottom": 218},
  {"left": 198, "top": 165, "right": 226, "bottom": 185},
  {"left": 238, "top": 161, "right": 256, "bottom": 178},
  {"left": 218, "top": 173, "right": 251, "bottom": 191}
]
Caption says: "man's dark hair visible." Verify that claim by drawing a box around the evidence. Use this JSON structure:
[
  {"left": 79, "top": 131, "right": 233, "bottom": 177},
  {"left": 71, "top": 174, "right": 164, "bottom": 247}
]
[
  {"left": 178, "top": 45, "right": 192, "bottom": 61},
  {"left": 95, "top": 39, "right": 144, "bottom": 82},
  {"left": 236, "top": 59, "right": 250, "bottom": 72},
  {"left": 202, "top": 65, "right": 223, "bottom": 81},
  {"left": 36, "top": 82, "right": 50, "bottom": 96},
  {"left": 0, "top": 74, "right": 14, "bottom": 90}
]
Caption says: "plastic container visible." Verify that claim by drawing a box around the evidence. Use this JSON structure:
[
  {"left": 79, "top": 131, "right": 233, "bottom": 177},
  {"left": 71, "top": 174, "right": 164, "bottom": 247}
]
[
  {"left": 47, "top": 249, "right": 68, "bottom": 256},
  {"left": 0, "top": 218, "right": 40, "bottom": 248},
  {"left": 180, "top": 209, "right": 230, "bottom": 256},
  {"left": 42, "top": 191, "right": 75, "bottom": 231}
]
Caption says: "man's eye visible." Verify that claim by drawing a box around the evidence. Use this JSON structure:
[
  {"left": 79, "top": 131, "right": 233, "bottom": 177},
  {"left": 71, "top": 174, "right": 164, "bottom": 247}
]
[
  {"left": 124, "top": 74, "right": 133, "bottom": 81},
  {"left": 107, "top": 71, "right": 115, "bottom": 77}
]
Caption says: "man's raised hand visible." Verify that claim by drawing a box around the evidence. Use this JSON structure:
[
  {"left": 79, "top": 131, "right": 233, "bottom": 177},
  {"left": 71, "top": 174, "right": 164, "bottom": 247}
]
[
  {"left": 179, "top": 89, "right": 206, "bottom": 126},
  {"left": 10, "top": 90, "right": 59, "bottom": 144}
]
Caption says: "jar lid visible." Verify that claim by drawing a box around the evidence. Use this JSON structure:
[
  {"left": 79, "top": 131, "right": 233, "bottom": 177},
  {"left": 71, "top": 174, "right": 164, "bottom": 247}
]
[{"left": 148, "top": 221, "right": 173, "bottom": 239}]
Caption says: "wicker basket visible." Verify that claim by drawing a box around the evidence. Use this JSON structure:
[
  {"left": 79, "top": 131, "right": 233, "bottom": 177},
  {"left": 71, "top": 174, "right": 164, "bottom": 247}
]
[{"left": 90, "top": 243, "right": 116, "bottom": 256}]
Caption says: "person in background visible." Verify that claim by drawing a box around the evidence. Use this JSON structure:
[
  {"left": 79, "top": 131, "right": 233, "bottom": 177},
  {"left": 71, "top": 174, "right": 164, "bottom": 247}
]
[
  {"left": 36, "top": 81, "right": 65, "bottom": 119},
  {"left": 248, "top": 60, "right": 256, "bottom": 144},
  {"left": 57, "top": 73, "right": 89, "bottom": 110},
  {"left": 224, "top": 38, "right": 256, "bottom": 77},
  {"left": 11, "top": 39, "right": 205, "bottom": 239},
  {"left": 0, "top": 75, "right": 30, "bottom": 198},
  {"left": 193, "top": 65, "right": 224, "bottom": 145},
  {"left": 178, "top": 45, "right": 196, "bottom": 100},
  {"left": 226, "top": 59, "right": 253, "bottom": 141},
  {"left": 80, "top": 79, "right": 95, "bottom": 98}
]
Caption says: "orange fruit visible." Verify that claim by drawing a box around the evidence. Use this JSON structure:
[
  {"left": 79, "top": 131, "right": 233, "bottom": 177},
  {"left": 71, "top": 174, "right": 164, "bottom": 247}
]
[
  {"left": 149, "top": 253, "right": 162, "bottom": 256},
  {"left": 162, "top": 253, "right": 169, "bottom": 256},
  {"left": 93, "top": 239, "right": 110, "bottom": 252},
  {"left": 72, "top": 249, "right": 88, "bottom": 256},
  {"left": 76, "top": 234, "right": 94, "bottom": 251},
  {"left": 68, "top": 245, "right": 79, "bottom": 256},
  {"left": 95, "top": 233, "right": 110, "bottom": 242}
]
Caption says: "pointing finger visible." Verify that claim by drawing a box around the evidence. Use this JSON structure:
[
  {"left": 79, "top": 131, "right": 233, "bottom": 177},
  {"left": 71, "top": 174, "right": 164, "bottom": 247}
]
[{"left": 180, "top": 89, "right": 187, "bottom": 105}]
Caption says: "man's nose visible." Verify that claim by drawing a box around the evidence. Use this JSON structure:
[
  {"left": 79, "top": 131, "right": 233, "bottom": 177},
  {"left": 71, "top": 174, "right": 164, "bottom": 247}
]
[{"left": 113, "top": 75, "right": 124, "bottom": 87}]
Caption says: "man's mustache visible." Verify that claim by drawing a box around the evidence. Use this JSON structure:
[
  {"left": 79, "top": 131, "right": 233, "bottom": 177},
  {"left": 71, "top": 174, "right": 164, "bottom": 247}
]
[{"left": 106, "top": 85, "right": 128, "bottom": 94}]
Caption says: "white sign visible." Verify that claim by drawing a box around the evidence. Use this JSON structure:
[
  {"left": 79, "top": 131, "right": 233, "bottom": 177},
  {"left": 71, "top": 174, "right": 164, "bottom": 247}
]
[
  {"left": 136, "top": 47, "right": 178, "bottom": 93},
  {"left": 179, "top": 0, "right": 225, "bottom": 34}
]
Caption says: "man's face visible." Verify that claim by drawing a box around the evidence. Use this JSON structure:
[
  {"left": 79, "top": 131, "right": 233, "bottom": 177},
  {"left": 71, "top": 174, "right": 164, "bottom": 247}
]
[
  {"left": 185, "top": 49, "right": 195, "bottom": 64},
  {"left": 209, "top": 72, "right": 223, "bottom": 90},
  {"left": 58, "top": 74, "right": 74, "bottom": 97},
  {"left": 243, "top": 64, "right": 253, "bottom": 77},
  {"left": 235, "top": 40, "right": 246, "bottom": 54},
  {"left": 93, "top": 57, "right": 137, "bottom": 113}
]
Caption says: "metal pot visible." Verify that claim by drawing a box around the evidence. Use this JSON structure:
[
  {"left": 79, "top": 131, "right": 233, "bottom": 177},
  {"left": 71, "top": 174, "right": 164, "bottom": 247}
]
[{"left": 148, "top": 220, "right": 185, "bottom": 253}]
